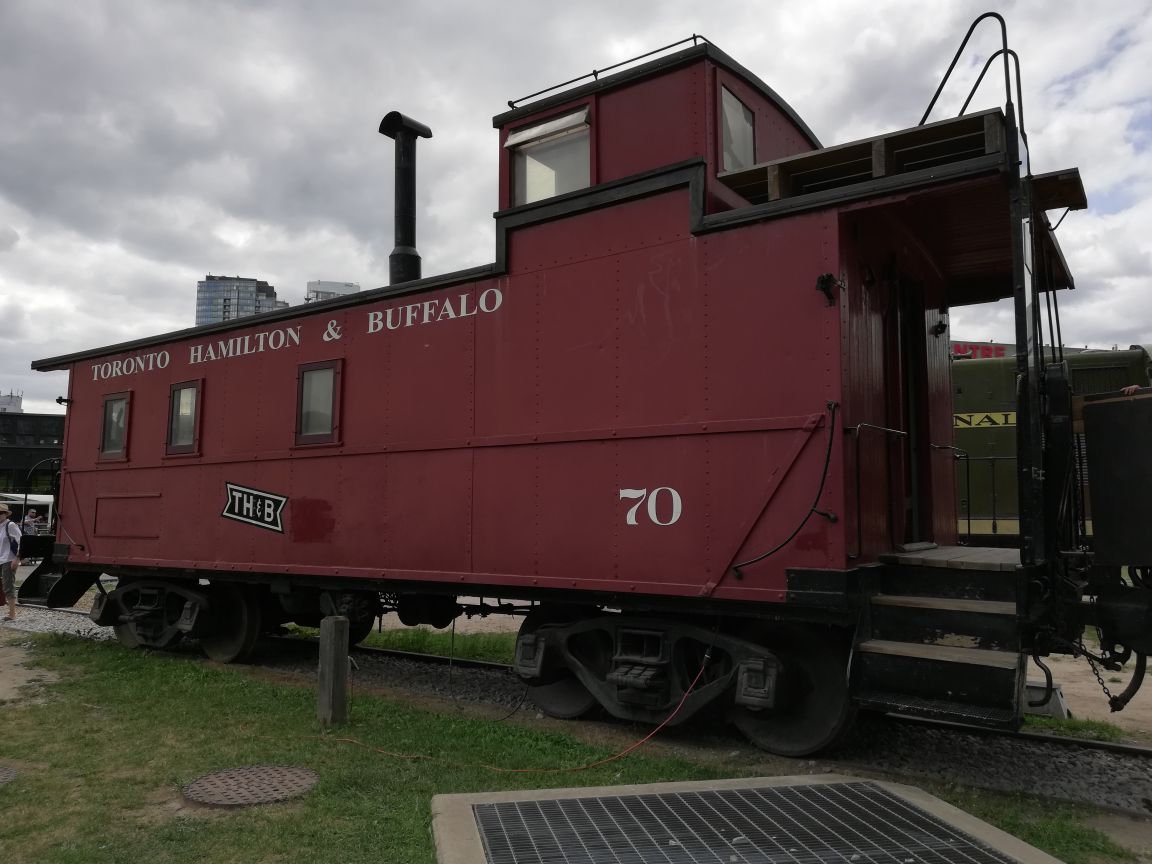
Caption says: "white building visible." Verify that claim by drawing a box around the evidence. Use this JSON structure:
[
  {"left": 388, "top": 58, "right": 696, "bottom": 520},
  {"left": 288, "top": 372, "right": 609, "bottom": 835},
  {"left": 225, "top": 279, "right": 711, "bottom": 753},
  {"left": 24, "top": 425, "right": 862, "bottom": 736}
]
[
  {"left": 305, "top": 281, "right": 361, "bottom": 303},
  {"left": 0, "top": 391, "right": 23, "bottom": 413}
]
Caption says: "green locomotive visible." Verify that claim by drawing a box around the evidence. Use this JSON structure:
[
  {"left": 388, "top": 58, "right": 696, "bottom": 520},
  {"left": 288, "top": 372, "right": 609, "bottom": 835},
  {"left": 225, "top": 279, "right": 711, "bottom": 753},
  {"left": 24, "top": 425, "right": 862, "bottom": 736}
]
[{"left": 952, "top": 346, "right": 1152, "bottom": 545}]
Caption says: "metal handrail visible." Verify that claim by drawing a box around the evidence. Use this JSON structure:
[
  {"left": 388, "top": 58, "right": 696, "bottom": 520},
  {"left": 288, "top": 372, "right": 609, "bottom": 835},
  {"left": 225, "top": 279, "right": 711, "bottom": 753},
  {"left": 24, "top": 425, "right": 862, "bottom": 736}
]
[
  {"left": 957, "top": 48, "right": 1029, "bottom": 173},
  {"left": 920, "top": 12, "right": 1012, "bottom": 125},
  {"left": 964, "top": 455, "right": 1016, "bottom": 538},
  {"left": 21, "top": 456, "right": 59, "bottom": 519},
  {"left": 931, "top": 444, "right": 971, "bottom": 543},
  {"left": 508, "top": 35, "right": 708, "bottom": 109},
  {"left": 849, "top": 423, "right": 907, "bottom": 559}
]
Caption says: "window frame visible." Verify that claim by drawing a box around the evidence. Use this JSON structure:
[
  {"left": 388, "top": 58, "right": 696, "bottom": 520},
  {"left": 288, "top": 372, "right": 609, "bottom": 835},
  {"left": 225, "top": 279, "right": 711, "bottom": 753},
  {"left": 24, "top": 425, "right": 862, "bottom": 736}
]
[
  {"left": 166, "top": 379, "right": 203, "bottom": 456},
  {"left": 295, "top": 359, "right": 343, "bottom": 447},
  {"left": 506, "top": 106, "right": 592, "bottom": 207},
  {"left": 720, "top": 85, "right": 756, "bottom": 173},
  {"left": 98, "top": 391, "right": 132, "bottom": 462}
]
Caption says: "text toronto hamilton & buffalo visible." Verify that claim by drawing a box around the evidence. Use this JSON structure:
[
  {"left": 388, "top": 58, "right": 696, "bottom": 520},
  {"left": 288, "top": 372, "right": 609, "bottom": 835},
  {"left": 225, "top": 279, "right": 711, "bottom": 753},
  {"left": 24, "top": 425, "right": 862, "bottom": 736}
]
[{"left": 89, "top": 288, "right": 504, "bottom": 381}]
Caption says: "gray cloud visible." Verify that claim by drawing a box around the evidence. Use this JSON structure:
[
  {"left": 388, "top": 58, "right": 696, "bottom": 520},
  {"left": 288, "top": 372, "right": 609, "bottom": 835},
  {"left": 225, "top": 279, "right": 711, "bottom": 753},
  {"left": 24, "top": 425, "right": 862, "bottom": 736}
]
[{"left": 2, "top": 0, "right": 1151, "bottom": 413}]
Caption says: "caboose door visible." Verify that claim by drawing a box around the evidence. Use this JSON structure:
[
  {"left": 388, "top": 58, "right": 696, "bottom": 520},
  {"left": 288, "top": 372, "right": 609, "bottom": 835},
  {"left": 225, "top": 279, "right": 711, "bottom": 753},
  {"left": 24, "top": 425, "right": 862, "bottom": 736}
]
[{"left": 884, "top": 276, "right": 933, "bottom": 546}]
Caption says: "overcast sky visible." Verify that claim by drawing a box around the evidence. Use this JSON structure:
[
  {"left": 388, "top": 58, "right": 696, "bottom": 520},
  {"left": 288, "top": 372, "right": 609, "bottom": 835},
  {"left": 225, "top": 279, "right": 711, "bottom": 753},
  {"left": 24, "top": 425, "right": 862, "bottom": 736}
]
[{"left": 2, "top": 0, "right": 1149, "bottom": 413}]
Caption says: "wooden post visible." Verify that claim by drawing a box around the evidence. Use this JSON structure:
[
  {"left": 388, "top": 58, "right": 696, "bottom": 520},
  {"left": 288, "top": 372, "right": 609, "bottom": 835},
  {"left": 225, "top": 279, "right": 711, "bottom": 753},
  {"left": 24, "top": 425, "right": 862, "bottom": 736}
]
[{"left": 317, "top": 615, "right": 349, "bottom": 727}]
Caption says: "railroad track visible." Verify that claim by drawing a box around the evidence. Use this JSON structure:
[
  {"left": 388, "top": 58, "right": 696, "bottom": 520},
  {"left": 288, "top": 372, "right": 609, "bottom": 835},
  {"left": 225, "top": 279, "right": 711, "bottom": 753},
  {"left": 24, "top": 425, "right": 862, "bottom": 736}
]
[
  {"left": 15, "top": 603, "right": 92, "bottom": 617},
  {"left": 275, "top": 630, "right": 1152, "bottom": 762},
  {"left": 266, "top": 633, "right": 513, "bottom": 673},
  {"left": 890, "top": 712, "right": 1152, "bottom": 760},
  {"left": 320, "top": 641, "right": 1152, "bottom": 815},
  {"left": 28, "top": 610, "right": 1145, "bottom": 762}
]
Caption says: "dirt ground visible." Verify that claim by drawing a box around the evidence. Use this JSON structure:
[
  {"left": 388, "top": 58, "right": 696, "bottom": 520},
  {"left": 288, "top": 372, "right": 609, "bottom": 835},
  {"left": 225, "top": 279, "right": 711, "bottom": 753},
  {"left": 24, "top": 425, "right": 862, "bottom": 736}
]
[
  {"left": 1039, "top": 652, "right": 1152, "bottom": 740},
  {"left": 0, "top": 642, "right": 57, "bottom": 704}
]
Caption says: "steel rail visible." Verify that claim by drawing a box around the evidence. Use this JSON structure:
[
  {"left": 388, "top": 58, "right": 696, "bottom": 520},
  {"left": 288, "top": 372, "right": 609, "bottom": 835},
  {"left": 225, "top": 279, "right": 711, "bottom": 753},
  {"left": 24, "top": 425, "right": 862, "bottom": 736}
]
[
  {"left": 14, "top": 603, "right": 92, "bottom": 617},
  {"left": 885, "top": 712, "right": 1152, "bottom": 759},
  {"left": 274, "top": 633, "right": 1152, "bottom": 759},
  {"left": 265, "top": 632, "right": 516, "bottom": 674}
]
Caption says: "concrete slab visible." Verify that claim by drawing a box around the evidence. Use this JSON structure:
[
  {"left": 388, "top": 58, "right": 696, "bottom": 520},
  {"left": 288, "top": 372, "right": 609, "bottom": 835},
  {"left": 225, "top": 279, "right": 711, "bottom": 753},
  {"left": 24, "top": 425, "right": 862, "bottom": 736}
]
[
  {"left": 1024, "top": 681, "right": 1071, "bottom": 719},
  {"left": 431, "top": 773, "right": 1063, "bottom": 864}
]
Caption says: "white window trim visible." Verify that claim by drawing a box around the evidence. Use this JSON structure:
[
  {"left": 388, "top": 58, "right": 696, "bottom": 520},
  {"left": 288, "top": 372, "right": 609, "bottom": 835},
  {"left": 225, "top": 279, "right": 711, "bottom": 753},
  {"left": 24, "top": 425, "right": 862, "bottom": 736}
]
[{"left": 504, "top": 107, "right": 589, "bottom": 149}]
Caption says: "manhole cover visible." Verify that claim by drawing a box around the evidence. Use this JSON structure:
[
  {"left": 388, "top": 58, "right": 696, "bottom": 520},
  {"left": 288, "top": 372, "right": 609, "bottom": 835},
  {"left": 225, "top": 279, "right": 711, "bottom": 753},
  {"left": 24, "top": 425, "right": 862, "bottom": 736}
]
[
  {"left": 182, "top": 765, "right": 318, "bottom": 808},
  {"left": 0, "top": 766, "right": 19, "bottom": 785}
]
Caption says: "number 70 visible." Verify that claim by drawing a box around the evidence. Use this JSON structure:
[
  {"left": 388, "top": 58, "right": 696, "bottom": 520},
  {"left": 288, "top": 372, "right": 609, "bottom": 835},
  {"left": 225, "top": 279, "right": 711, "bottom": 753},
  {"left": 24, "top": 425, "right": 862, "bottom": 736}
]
[{"left": 618, "top": 487, "right": 683, "bottom": 526}]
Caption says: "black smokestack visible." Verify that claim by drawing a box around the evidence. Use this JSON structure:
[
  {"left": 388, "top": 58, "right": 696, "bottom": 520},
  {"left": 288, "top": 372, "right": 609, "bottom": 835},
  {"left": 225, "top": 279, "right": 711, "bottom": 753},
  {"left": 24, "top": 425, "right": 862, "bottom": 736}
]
[{"left": 379, "top": 112, "right": 433, "bottom": 285}]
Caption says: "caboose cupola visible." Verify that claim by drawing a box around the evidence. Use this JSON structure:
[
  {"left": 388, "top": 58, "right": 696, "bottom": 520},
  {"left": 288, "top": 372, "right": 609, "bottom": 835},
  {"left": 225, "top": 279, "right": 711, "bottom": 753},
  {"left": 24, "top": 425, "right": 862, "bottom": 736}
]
[{"left": 492, "top": 38, "right": 820, "bottom": 214}]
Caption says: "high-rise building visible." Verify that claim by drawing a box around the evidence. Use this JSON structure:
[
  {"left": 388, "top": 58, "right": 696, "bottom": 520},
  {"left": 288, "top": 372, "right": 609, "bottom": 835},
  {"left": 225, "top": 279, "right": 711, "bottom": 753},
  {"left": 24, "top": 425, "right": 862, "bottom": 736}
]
[
  {"left": 305, "top": 281, "right": 361, "bottom": 303},
  {"left": 0, "top": 391, "right": 23, "bottom": 414},
  {"left": 195, "top": 275, "right": 289, "bottom": 326},
  {"left": 0, "top": 412, "right": 64, "bottom": 492}
]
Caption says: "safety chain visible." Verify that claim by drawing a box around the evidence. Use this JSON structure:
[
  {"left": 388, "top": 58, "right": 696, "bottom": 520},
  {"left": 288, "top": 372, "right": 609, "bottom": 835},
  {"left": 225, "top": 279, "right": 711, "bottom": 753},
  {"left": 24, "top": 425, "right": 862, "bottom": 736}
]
[
  {"left": 1080, "top": 637, "right": 1115, "bottom": 704},
  {"left": 1079, "top": 593, "right": 1116, "bottom": 704}
]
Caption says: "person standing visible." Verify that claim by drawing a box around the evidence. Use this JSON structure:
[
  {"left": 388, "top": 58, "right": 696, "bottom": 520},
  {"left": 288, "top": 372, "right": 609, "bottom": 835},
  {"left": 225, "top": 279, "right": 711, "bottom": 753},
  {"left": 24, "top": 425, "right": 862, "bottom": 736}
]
[
  {"left": 20, "top": 508, "right": 41, "bottom": 566},
  {"left": 0, "top": 503, "right": 21, "bottom": 620}
]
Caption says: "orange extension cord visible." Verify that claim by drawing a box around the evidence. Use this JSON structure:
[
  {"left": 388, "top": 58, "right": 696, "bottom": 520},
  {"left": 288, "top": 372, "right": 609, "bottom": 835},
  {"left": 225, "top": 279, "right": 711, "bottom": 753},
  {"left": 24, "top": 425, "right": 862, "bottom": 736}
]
[{"left": 316, "top": 645, "right": 715, "bottom": 775}]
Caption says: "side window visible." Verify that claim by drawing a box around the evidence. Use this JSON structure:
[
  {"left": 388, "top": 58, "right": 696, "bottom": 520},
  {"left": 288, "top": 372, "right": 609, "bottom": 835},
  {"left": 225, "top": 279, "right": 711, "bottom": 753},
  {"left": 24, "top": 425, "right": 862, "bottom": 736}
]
[
  {"left": 721, "top": 87, "right": 755, "bottom": 172},
  {"left": 296, "top": 360, "right": 342, "bottom": 446},
  {"left": 506, "top": 107, "right": 590, "bottom": 206},
  {"left": 167, "top": 380, "right": 202, "bottom": 455},
  {"left": 100, "top": 392, "right": 131, "bottom": 460}
]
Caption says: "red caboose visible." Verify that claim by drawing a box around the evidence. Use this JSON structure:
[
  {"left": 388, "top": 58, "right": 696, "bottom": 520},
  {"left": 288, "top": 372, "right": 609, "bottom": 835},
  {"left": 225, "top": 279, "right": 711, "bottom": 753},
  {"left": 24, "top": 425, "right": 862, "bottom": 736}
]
[{"left": 28, "top": 30, "right": 1106, "bottom": 754}]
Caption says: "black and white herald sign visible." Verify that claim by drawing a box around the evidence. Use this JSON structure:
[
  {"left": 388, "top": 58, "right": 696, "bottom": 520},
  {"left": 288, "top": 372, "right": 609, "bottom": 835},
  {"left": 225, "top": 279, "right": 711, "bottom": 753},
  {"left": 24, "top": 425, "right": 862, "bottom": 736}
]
[{"left": 222, "top": 482, "right": 288, "bottom": 533}]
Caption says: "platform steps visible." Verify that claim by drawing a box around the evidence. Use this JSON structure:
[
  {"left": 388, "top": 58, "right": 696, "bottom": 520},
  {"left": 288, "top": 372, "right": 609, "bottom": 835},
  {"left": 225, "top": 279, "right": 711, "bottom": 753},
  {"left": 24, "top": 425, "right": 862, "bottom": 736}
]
[
  {"left": 15, "top": 549, "right": 99, "bottom": 610},
  {"left": 850, "top": 548, "right": 1026, "bottom": 729}
]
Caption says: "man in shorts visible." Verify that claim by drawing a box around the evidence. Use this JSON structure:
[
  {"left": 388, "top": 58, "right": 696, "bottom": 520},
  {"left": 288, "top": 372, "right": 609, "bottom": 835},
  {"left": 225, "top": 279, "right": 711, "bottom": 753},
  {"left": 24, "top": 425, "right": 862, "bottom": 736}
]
[{"left": 0, "top": 503, "right": 21, "bottom": 620}]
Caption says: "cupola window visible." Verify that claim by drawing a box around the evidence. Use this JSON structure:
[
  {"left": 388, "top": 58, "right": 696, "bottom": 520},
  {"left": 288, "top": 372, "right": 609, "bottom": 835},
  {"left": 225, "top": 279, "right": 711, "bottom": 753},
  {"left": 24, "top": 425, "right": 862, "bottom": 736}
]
[
  {"left": 721, "top": 87, "right": 755, "bottom": 172},
  {"left": 506, "top": 108, "right": 590, "bottom": 206}
]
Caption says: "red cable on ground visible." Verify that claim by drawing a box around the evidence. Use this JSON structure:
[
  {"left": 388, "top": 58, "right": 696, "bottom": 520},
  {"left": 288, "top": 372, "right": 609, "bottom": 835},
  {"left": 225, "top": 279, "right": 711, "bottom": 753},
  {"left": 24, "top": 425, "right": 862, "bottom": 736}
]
[{"left": 307, "top": 647, "right": 715, "bottom": 774}]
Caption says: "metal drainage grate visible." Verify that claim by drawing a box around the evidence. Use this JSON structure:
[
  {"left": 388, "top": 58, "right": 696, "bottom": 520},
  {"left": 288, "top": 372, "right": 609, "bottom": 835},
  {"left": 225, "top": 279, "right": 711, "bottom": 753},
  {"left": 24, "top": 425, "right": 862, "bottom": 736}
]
[
  {"left": 0, "top": 766, "right": 19, "bottom": 786},
  {"left": 473, "top": 780, "right": 1016, "bottom": 864},
  {"left": 183, "top": 765, "right": 318, "bottom": 808}
]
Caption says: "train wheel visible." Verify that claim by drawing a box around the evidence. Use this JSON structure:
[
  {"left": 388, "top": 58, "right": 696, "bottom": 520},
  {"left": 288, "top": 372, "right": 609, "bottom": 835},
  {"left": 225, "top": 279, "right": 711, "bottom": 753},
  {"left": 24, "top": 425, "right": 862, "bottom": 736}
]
[
  {"left": 519, "top": 607, "right": 599, "bottom": 720},
  {"left": 730, "top": 623, "right": 855, "bottom": 757},
  {"left": 201, "top": 583, "right": 262, "bottom": 664}
]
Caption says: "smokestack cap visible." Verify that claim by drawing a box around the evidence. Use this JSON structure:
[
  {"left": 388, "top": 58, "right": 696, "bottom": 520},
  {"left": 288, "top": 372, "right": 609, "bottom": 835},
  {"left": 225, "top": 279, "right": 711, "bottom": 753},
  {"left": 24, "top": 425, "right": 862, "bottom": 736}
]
[{"left": 379, "top": 112, "right": 432, "bottom": 140}]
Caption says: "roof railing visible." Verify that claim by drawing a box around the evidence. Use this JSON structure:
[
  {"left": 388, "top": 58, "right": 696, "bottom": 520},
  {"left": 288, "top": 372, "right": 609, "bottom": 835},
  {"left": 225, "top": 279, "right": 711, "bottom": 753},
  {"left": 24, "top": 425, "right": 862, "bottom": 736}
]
[{"left": 507, "top": 34, "right": 709, "bottom": 109}]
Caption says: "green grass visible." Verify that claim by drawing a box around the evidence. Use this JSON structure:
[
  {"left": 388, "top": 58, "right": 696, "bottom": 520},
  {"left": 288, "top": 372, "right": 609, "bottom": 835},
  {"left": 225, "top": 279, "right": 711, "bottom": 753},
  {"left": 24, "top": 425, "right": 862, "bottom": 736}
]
[
  {"left": 361, "top": 627, "right": 517, "bottom": 664},
  {"left": 0, "top": 633, "right": 1135, "bottom": 864},
  {"left": 0, "top": 634, "right": 713, "bottom": 863},
  {"left": 287, "top": 624, "right": 519, "bottom": 664},
  {"left": 939, "top": 786, "right": 1135, "bottom": 863},
  {"left": 1022, "top": 714, "right": 1127, "bottom": 742}
]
